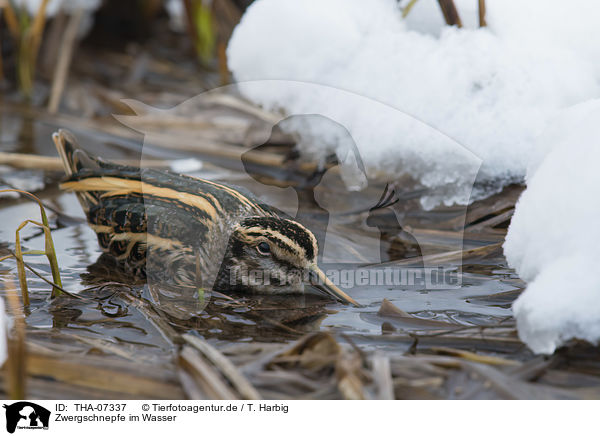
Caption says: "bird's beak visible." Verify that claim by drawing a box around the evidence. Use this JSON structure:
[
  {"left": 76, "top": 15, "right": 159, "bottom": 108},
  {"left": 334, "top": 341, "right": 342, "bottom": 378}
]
[{"left": 308, "top": 265, "right": 361, "bottom": 307}]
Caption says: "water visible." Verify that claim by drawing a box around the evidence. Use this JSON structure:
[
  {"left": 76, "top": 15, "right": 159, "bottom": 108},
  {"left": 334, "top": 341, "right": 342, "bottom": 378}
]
[{"left": 0, "top": 114, "right": 524, "bottom": 359}]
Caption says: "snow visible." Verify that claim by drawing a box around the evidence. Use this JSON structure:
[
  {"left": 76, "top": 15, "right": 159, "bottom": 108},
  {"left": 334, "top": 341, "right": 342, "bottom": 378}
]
[
  {"left": 0, "top": 297, "right": 7, "bottom": 366},
  {"left": 170, "top": 158, "right": 203, "bottom": 173},
  {"left": 503, "top": 100, "right": 600, "bottom": 354},
  {"left": 227, "top": 0, "right": 600, "bottom": 209},
  {"left": 166, "top": 0, "right": 186, "bottom": 33},
  {"left": 511, "top": 256, "right": 600, "bottom": 355},
  {"left": 11, "top": 0, "right": 100, "bottom": 16},
  {"left": 228, "top": 0, "right": 600, "bottom": 353}
]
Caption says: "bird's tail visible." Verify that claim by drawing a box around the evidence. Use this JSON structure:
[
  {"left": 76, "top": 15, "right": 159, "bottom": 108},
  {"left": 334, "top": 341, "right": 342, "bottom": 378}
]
[
  {"left": 53, "top": 129, "right": 106, "bottom": 213},
  {"left": 52, "top": 129, "right": 101, "bottom": 177}
]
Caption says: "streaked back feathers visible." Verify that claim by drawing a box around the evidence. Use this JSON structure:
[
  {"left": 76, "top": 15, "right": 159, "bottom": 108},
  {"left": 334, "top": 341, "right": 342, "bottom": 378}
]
[{"left": 53, "top": 129, "right": 360, "bottom": 305}]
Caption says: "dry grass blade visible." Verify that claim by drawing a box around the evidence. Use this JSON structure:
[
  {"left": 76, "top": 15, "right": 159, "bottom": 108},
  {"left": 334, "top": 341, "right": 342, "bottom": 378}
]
[
  {"left": 272, "top": 332, "right": 340, "bottom": 370},
  {"left": 507, "top": 356, "right": 556, "bottom": 381},
  {"left": 47, "top": 8, "right": 84, "bottom": 114},
  {"left": 25, "top": 349, "right": 183, "bottom": 398},
  {"left": 3, "top": 102, "right": 308, "bottom": 174},
  {"left": 4, "top": 278, "right": 27, "bottom": 399},
  {"left": 378, "top": 298, "right": 410, "bottom": 317},
  {"left": 402, "top": 0, "right": 421, "bottom": 18},
  {"left": 380, "top": 242, "right": 502, "bottom": 267},
  {"left": 177, "top": 367, "right": 207, "bottom": 400},
  {"left": 16, "top": 219, "right": 62, "bottom": 299},
  {"left": 17, "top": 0, "right": 50, "bottom": 95},
  {"left": 12, "top": 222, "right": 29, "bottom": 306},
  {"left": 467, "top": 209, "right": 513, "bottom": 231},
  {"left": 0, "top": 37, "right": 3, "bottom": 82},
  {"left": 265, "top": 332, "right": 367, "bottom": 399},
  {"left": 1, "top": 253, "right": 84, "bottom": 300},
  {"left": 129, "top": 130, "right": 286, "bottom": 168},
  {"left": 452, "top": 361, "right": 579, "bottom": 400},
  {"left": 178, "top": 345, "right": 238, "bottom": 400},
  {"left": 251, "top": 368, "right": 327, "bottom": 394},
  {"left": 0, "top": 152, "right": 66, "bottom": 170},
  {"left": 29, "top": 0, "right": 49, "bottom": 57},
  {"left": 62, "top": 333, "right": 153, "bottom": 363},
  {"left": 2, "top": 2, "right": 20, "bottom": 38},
  {"left": 336, "top": 351, "right": 366, "bottom": 400},
  {"left": 376, "top": 298, "right": 460, "bottom": 329},
  {"left": 442, "top": 185, "right": 522, "bottom": 230},
  {"left": 372, "top": 353, "right": 394, "bottom": 400},
  {"left": 0, "top": 151, "right": 173, "bottom": 171},
  {"left": 437, "top": 0, "right": 462, "bottom": 27},
  {"left": 430, "top": 347, "right": 520, "bottom": 366},
  {"left": 1, "top": 189, "right": 63, "bottom": 299},
  {"left": 182, "top": 334, "right": 261, "bottom": 400},
  {"left": 201, "top": 93, "right": 280, "bottom": 124}
]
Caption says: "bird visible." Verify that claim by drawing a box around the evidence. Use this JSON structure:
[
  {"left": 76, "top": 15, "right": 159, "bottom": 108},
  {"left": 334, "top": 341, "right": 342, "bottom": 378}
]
[{"left": 52, "top": 129, "right": 359, "bottom": 306}]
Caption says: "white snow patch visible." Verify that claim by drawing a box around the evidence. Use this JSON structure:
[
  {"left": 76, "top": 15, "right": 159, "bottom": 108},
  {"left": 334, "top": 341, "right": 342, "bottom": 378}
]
[
  {"left": 0, "top": 297, "right": 7, "bottom": 366},
  {"left": 170, "top": 158, "right": 204, "bottom": 174},
  {"left": 504, "top": 99, "right": 600, "bottom": 354},
  {"left": 227, "top": 0, "right": 600, "bottom": 208},
  {"left": 166, "top": 0, "right": 186, "bottom": 33},
  {"left": 512, "top": 256, "right": 600, "bottom": 355}
]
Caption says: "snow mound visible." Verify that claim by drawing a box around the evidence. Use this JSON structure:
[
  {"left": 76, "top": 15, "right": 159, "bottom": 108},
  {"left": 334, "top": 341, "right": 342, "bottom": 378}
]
[
  {"left": 512, "top": 256, "right": 600, "bottom": 355},
  {"left": 227, "top": 0, "right": 600, "bottom": 208},
  {"left": 504, "top": 100, "right": 600, "bottom": 354}
]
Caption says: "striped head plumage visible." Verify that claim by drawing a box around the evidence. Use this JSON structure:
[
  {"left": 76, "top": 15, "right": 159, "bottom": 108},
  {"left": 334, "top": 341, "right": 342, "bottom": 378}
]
[{"left": 53, "top": 129, "right": 359, "bottom": 306}]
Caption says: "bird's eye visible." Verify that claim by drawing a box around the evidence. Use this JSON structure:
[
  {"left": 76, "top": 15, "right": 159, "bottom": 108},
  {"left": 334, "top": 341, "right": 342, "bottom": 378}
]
[{"left": 256, "top": 242, "right": 271, "bottom": 255}]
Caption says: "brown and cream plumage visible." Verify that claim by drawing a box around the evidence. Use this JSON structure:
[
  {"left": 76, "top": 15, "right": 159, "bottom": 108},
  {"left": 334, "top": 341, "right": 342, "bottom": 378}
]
[{"left": 53, "top": 129, "right": 358, "bottom": 306}]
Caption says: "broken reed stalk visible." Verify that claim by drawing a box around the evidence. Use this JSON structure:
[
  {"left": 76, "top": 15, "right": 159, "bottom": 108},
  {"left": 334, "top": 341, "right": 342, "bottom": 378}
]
[
  {"left": 437, "top": 0, "right": 462, "bottom": 27},
  {"left": 217, "top": 41, "right": 229, "bottom": 86},
  {"left": 1, "top": 2, "right": 20, "bottom": 84},
  {"left": 47, "top": 8, "right": 84, "bottom": 114},
  {"left": 478, "top": 0, "right": 487, "bottom": 27},
  {"left": 182, "top": 334, "right": 261, "bottom": 400},
  {"left": 4, "top": 278, "right": 27, "bottom": 400},
  {"left": 0, "top": 152, "right": 65, "bottom": 170},
  {"left": 0, "top": 151, "right": 172, "bottom": 171},
  {"left": 0, "top": 189, "right": 62, "bottom": 302}
]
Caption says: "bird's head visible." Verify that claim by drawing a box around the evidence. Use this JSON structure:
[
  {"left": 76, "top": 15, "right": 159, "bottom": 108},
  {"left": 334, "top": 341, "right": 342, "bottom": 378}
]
[{"left": 216, "top": 216, "right": 359, "bottom": 306}]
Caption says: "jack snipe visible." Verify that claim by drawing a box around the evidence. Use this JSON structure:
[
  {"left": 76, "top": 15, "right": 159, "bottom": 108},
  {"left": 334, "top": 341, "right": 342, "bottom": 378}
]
[{"left": 53, "top": 129, "right": 358, "bottom": 306}]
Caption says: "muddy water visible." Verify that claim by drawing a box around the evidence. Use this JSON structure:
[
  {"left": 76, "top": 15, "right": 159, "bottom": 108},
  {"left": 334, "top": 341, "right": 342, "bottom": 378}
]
[{"left": 0, "top": 116, "right": 523, "bottom": 357}]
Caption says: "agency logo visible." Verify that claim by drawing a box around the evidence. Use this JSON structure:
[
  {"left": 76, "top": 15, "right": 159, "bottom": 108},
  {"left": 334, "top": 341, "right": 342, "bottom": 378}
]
[{"left": 3, "top": 402, "right": 50, "bottom": 433}]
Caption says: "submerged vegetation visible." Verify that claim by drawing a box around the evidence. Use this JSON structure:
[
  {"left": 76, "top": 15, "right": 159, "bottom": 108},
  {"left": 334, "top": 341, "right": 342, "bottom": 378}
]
[{"left": 0, "top": 189, "right": 62, "bottom": 303}]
